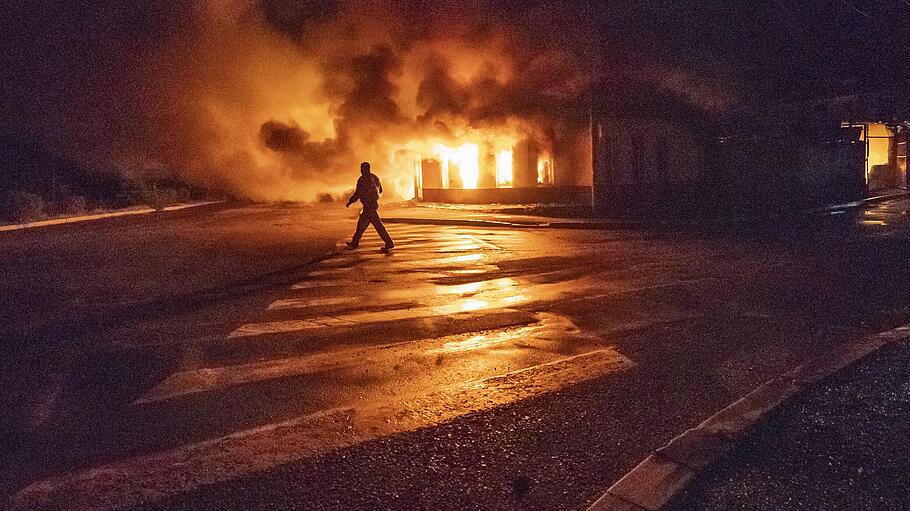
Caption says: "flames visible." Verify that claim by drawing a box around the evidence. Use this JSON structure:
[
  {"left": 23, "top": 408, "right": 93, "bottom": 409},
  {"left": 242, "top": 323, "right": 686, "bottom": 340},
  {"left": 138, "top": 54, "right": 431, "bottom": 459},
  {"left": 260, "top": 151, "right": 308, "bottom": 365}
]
[
  {"left": 409, "top": 141, "right": 554, "bottom": 191},
  {"left": 4, "top": 0, "right": 737, "bottom": 203},
  {"left": 155, "top": 0, "right": 587, "bottom": 200},
  {"left": 10, "top": 0, "right": 602, "bottom": 202},
  {"left": 401, "top": 125, "right": 556, "bottom": 192},
  {"left": 496, "top": 150, "right": 513, "bottom": 187},
  {"left": 435, "top": 143, "right": 480, "bottom": 189}
]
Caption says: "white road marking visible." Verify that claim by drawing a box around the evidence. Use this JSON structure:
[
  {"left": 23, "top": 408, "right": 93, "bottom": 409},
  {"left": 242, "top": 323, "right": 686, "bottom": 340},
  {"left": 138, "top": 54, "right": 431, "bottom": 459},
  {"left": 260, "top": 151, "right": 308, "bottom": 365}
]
[
  {"left": 229, "top": 316, "right": 360, "bottom": 337},
  {"left": 138, "top": 318, "right": 558, "bottom": 404},
  {"left": 308, "top": 267, "right": 357, "bottom": 277},
  {"left": 449, "top": 266, "right": 499, "bottom": 274},
  {"left": 291, "top": 280, "right": 346, "bottom": 290},
  {"left": 435, "top": 277, "right": 519, "bottom": 295},
  {"left": 268, "top": 296, "right": 361, "bottom": 310},
  {"left": 228, "top": 288, "right": 539, "bottom": 338},
  {"left": 0, "top": 201, "right": 224, "bottom": 232},
  {"left": 280, "top": 278, "right": 520, "bottom": 307},
  {"left": 365, "top": 240, "right": 482, "bottom": 250},
  {"left": 15, "top": 349, "right": 632, "bottom": 511},
  {"left": 9, "top": 225, "right": 655, "bottom": 511},
  {"left": 9, "top": 406, "right": 356, "bottom": 511}
]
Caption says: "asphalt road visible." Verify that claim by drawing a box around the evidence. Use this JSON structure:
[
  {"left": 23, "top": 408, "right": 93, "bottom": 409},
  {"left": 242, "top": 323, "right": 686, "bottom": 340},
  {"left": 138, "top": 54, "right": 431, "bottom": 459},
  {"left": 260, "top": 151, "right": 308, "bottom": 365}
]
[{"left": 4, "top": 199, "right": 910, "bottom": 510}]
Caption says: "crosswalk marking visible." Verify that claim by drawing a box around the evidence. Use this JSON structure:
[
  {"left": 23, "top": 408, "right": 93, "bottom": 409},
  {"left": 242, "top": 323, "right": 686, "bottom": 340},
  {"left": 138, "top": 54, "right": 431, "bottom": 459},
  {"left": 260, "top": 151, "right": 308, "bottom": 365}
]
[
  {"left": 138, "top": 314, "right": 584, "bottom": 404},
  {"left": 308, "top": 267, "right": 357, "bottom": 276},
  {"left": 16, "top": 348, "right": 632, "bottom": 511},
  {"left": 280, "top": 278, "right": 521, "bottom": 310},
  {"left": 229, "top": 316, "right": 360, "bottom": 337},
  {"left": 268, "top": 296, "right": 361, "bottom": 310},
  {"left": 291, "top": 280, "right": 346, "bottom": 290},
  {"left": 9, "top": 406, "right": 356, "bottom": 511},
  {"left": 229, "top": 300, "right": 529, "bottom": 337},
  {"left": 12, "top": 224, "right": 643, "bottom": 511},
  {"left": 329, "top": 257, "right": 492, "bottom": 274},
  {"left": 435, "top": 277, "right": 519, "bottom": 295},
  {"left": 359, "top": 239, "right": 484, "bottom": 250},
  {"left": 450, "top": 266, "right": 499, "bottom": 274},
  {"left": 232, "top": 276, "right": 579, "bottom": 339}
]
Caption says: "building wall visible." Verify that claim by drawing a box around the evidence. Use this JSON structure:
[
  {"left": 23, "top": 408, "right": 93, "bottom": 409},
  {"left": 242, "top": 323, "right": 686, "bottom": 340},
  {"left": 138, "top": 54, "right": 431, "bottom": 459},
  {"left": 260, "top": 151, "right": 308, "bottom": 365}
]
[
  {"left": 593, "top": 115, "right": 868, "bottom": 217},
  {"left": 421, "top": 186, "right": 591, "bottom": 205},
  {"left": 554, "top": 124, "right": 593, "bottom": 187},
  {"left": 592, "top": 115, "right": 707, "bottom": 217},
  {"left": 717, "top": 138, "right": 865, "bottom": 214},
  {"left": 800, "top": 143, "right": 866, "bottom": 204}
]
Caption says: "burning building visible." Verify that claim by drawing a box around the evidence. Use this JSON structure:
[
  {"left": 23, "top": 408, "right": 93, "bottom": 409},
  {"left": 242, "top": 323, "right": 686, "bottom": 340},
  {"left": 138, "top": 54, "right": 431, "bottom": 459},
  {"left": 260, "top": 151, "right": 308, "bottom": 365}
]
[
  {"left": 3, "top": 0, "right": 749, "bottom": 213},
  {"left": 405, "top": 130, "right": 591, "bottom": 204},
  {"left": 5, "top": 0, "right": 910, "bottom": 220}
]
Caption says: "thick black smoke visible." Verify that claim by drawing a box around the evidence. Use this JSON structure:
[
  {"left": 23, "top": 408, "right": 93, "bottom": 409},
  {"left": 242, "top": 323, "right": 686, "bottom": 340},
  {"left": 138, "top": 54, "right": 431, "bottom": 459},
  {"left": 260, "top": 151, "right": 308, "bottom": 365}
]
[{"left": 1, "top": 0, "right": 752, "bottom": 201}]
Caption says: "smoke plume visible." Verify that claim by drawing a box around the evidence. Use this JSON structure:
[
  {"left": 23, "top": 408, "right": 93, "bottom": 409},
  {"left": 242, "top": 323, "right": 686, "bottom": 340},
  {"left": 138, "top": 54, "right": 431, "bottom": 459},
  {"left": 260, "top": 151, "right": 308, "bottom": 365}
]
[{"left": 2, "top": 0, "right": 732, "bottom": 201}]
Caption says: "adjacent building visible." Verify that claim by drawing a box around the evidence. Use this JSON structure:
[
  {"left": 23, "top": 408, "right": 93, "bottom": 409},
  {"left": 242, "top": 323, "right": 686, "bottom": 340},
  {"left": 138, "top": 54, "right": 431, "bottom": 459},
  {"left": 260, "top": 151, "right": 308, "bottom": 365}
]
[{"left": 413, "top": 88, "right": 908, "bottom": 218}]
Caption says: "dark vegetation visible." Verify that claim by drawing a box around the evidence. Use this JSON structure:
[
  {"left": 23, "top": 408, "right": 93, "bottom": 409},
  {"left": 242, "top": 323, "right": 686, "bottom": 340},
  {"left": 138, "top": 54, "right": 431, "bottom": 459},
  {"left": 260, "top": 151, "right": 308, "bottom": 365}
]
[{"left": 0, "top": 135, "right": 210, "bottom": 223}]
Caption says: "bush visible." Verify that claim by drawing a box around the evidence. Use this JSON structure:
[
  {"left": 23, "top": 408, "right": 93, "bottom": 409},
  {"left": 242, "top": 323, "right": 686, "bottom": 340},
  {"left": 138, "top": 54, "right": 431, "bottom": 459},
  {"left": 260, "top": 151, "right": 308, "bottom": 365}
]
[
  {"left": 316, "top": 193, "right": 335, "bottom": 203},
  {"left": 141, "top": 185, "right": 179, "bottom": 211},
  {"left": 64, "top": 195, "right": 87, "bottom": 215},
  {"left": 9, "top": 192, "right": 46, "bottom": 223}
]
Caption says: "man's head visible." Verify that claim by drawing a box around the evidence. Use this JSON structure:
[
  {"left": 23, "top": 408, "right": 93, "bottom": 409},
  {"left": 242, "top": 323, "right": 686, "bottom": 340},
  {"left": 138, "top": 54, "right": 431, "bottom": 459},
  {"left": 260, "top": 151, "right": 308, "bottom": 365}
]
[{"left": 360, "top": 162, "right": 371, "bottom": 176}]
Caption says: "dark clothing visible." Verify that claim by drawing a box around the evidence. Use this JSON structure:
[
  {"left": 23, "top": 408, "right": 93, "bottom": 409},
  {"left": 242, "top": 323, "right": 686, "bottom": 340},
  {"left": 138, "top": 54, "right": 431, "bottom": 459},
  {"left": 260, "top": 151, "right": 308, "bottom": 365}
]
[
  {"left": 347, "top": 171, "right": 393, "bottom": 248},
  {"left": 348, "top": 173, "right": 383, "bottom": 209},
  {"left": 351, "top": 208, "right": 393, "bottom": 247}
]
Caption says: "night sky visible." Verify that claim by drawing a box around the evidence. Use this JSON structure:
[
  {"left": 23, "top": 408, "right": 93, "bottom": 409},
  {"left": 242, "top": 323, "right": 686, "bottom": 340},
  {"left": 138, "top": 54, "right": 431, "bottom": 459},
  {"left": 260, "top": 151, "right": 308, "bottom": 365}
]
[
  {"left": 1, "top": 0, "right": 907, "bottom": 198},
  {"left": 4, "top": 1, "right": 907, "bottom": 128}
]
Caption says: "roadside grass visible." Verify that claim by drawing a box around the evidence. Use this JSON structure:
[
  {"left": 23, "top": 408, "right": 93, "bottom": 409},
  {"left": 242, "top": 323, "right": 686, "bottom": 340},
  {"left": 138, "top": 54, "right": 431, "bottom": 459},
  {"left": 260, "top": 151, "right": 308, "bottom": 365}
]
[{"left": 1, "top": 185, "right": 203, "bottom": 225}]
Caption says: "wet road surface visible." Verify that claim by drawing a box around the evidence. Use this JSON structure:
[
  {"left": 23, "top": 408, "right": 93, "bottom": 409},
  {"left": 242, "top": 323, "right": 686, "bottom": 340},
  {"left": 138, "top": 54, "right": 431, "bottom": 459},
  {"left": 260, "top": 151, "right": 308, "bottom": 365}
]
[{"left": 6, "top": 199, "right": 910, "bottom": 510}]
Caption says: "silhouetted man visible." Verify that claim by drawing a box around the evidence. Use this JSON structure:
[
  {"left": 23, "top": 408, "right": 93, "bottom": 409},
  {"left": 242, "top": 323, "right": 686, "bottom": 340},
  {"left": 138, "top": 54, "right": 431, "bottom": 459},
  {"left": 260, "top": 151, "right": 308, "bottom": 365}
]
[{"left": 346, "top": 162, "right": 394, "bottom": 251}]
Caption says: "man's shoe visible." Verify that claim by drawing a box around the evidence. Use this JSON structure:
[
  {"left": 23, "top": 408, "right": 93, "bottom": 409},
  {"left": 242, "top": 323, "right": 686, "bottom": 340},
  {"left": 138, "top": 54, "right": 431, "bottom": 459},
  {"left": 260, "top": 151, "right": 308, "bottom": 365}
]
[
  {"left": 345, "top": 241, "right": 357, "bottom": 250},
  {"left": 380, "top": 243, "right": 394, "bottom": 252}
]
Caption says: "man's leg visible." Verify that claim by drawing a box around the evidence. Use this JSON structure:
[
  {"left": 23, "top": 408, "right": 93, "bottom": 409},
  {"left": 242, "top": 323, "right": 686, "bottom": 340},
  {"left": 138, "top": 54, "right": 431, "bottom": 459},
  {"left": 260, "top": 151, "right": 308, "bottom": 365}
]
[
  {"left": 369, "top": 210, "right": 394, "bottom": 247},
  {"left": 349, "top": 211, "right": 371, "bottom": 247}
]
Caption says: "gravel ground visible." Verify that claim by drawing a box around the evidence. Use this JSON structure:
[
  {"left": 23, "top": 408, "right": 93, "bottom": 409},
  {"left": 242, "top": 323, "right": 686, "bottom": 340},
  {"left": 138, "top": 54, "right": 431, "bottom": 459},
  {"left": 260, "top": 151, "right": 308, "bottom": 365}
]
[{"left": 670, "top": 337, "right": 910, "bottom": 511}]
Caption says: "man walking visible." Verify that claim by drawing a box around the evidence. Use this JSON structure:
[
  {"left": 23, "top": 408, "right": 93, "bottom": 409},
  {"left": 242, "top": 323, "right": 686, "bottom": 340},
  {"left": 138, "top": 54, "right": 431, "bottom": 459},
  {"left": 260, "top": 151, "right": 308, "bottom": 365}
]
[{"left": 346, "top": 162, "right": 394, "bottom": 251}]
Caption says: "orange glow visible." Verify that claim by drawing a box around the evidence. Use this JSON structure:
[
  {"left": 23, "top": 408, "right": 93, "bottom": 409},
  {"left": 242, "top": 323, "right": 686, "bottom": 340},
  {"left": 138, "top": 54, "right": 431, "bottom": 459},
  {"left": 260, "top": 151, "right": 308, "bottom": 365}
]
[
  {"left": 458, "top": 299, "right": 489, "bottom": 312},
  {"left": 434, "top": 143, "right": 480, "bottom": 189},
  {"left": 496, "top": 150, "right": 513, "bottom": 187},
  {"left": 405, "top": 128, "right": 531, "bottom": 190},
  {"left": 866, "top": 123, "right": 891, "bottom": 179},
  {"left": 537, "top": 156, "right": 553, "bottom": 185},
  {"left": 437, "top": 277, "right": 519, "bottom": 296}
]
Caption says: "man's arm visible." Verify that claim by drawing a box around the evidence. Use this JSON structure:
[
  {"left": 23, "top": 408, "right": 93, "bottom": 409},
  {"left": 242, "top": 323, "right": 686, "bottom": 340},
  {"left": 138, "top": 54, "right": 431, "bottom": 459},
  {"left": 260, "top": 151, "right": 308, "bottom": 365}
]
[
  {"left": 345, "top": 178, "right": 362, "bottom": 207},
  {"left": 375, "top": 175, "right": 383, "bottom": 194}
]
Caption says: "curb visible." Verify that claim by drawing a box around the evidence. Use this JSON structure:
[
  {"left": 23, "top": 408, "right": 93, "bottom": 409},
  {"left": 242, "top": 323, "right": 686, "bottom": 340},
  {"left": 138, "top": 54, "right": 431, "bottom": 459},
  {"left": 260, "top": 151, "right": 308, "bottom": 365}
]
[
  {"left": 395, "top": 192, "right": 910, "bottom": 232},
  {"left": 383, "top": 216, "right": 729, "bottom": 231},
  {"left": 0, "top": 201, "right": 226, "bottom": 233},
  {"left": 587, "top": 322, "right": 910, "bottom": 511},
  {"left": 807, "top": 191, "right": 910, "bottom": 216},
  {"left": 382, "top": 217, "right": 550, "bottom": 228}
]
